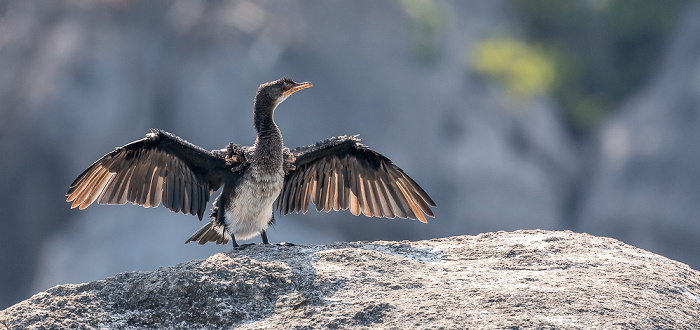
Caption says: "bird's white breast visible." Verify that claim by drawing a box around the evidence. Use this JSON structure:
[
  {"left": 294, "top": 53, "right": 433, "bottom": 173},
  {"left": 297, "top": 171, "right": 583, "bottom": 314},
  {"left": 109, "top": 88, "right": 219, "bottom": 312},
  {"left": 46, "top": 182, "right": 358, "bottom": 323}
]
[{"left": 224, "top": 166, "right": 284, "bottom": 240}]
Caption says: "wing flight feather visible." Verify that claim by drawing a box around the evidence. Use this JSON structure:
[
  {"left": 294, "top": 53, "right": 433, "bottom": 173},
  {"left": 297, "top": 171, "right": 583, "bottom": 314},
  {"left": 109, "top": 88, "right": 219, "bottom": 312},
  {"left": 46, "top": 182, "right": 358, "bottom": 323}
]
[
  {"left": 278, "top": 135, "right": 436, "bottom": 222},
  {"left": 66, "top": 129, "right": 232, "bottom": 219}
]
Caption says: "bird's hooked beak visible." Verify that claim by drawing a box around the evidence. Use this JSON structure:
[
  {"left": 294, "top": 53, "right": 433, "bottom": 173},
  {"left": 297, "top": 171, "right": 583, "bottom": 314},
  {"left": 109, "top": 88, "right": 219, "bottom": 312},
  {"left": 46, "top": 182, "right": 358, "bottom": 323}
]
[{"left": 283, "top": 81, "right": 313, "bottom": 98}]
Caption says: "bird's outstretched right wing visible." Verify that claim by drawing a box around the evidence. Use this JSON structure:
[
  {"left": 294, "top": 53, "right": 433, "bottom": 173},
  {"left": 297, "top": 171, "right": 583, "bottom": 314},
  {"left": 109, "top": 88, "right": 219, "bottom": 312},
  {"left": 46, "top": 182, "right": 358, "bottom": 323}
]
[
  {"left": 278, "top": 135, "right": 436, "bottom": 222},
  {"left": 66, "top": 129, "right": 232, "bottom": 219}
]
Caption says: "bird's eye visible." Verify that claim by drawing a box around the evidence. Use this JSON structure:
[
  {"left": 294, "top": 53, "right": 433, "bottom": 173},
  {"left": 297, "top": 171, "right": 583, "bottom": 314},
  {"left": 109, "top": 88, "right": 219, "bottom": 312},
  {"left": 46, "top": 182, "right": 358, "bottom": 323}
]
[{"left": 281, "top": 84, "right": 288, "bottom": 91}]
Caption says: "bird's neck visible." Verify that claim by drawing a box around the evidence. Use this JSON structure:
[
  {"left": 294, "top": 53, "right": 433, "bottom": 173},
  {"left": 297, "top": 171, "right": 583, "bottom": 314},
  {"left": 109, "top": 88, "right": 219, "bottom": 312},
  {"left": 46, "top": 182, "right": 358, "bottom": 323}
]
[
  {"left": 254, "top": 112, "right": 280, "bottom": 140},
  {"left": 252, "top": 99, "right": 283, "bottom": 164}
]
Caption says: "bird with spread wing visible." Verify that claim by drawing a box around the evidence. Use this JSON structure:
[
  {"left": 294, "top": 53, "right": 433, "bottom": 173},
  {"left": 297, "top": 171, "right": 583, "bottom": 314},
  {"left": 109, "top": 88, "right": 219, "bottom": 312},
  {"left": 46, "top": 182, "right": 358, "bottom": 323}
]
[{"left": 66, "top": 78, "right": 436, "bottom": 247}]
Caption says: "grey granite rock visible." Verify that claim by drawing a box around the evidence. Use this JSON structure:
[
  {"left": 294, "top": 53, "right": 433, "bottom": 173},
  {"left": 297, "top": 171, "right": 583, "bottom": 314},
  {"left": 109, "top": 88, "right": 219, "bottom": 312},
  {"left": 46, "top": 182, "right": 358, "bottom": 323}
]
[{"left": 2, "top": 230, "right": 699, "bottom": 329}]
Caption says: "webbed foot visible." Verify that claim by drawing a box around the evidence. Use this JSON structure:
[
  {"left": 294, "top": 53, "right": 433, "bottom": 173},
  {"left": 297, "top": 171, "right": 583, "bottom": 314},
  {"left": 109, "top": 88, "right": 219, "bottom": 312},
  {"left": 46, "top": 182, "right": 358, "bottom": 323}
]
[{"left": 232, "top": 243, "right": 258, "bottom": 251}]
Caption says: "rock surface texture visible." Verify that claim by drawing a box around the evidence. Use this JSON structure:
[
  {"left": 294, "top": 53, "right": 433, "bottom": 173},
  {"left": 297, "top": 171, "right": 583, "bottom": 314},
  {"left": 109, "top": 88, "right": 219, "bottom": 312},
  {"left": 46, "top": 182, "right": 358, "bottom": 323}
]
[{"left": 2, "top": 230, "right": 699, "bottom": 329}]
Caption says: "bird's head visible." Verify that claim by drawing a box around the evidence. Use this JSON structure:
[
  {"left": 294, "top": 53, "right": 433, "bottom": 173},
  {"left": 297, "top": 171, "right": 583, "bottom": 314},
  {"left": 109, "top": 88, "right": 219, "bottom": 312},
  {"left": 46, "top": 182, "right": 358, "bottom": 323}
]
[{"left": 255, "top": 77, "right": 313, "bottom": 111}]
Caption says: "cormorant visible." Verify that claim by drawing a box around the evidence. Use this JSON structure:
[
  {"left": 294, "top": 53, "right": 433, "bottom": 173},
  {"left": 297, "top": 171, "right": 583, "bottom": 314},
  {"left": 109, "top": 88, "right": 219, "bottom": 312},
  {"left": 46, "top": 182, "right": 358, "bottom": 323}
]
[{"left": 66, "top": 78, "right": 436, "bottom": 247}]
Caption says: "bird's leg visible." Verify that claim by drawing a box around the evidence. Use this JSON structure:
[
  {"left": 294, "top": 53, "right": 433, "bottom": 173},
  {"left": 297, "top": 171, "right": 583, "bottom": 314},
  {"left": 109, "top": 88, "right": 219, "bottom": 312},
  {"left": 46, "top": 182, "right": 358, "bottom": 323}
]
[
  {"left": 231, "top": 234, "right": 243, "bottom": 250},
  {"left": 231, "top": 232, "right": 260, "bottom": 250},
  {"left": 260, "top": 227, "right": 295, "bottom": 247},
  {"left": 261, "top": 230, "right": 270, "bottom": 244},
  {"left": 231, "top": 234, "right": 256, "bottom": 250},
  {"left": 231, "top": 234, "right": 239, "bottom": 248}
]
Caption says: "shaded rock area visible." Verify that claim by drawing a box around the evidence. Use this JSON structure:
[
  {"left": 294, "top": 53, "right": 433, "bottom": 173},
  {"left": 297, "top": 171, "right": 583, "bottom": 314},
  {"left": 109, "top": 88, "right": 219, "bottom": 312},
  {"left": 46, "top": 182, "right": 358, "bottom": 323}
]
[{"left": 2, "top": 230, "right": 699, "bottom": 329}]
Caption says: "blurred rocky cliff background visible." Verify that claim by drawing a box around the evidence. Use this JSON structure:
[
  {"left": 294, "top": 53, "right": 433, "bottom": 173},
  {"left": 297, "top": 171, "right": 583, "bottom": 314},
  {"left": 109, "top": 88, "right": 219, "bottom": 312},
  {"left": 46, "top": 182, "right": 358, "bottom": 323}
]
[{"left": 1, "top": 0, "right": 698, "bottom": 309}]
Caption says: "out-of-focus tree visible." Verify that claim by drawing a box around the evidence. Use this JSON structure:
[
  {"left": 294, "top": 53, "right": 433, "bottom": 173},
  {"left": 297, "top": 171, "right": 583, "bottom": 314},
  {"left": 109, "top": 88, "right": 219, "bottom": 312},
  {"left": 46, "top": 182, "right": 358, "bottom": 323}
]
[
  {"left": 471, "top": 39, "right": 557, "bottom": 99},
  {"left": 512, "top": 0, "right": 689, "bottom": 136}
]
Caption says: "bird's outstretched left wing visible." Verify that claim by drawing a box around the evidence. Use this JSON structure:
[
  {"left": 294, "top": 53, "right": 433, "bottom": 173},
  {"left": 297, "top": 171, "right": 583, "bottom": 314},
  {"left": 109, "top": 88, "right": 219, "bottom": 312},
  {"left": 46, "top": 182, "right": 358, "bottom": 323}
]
[{"left": 278, "top": 135, "right": 436, "bottom": 222}]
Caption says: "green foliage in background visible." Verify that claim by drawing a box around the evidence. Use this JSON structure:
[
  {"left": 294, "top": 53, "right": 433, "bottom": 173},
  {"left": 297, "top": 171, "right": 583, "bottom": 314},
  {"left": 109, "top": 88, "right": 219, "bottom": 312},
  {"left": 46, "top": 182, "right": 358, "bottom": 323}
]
[
  {"left": 510, "top": 0, "right": 689, "bottom": 136},
  {"left": 471, "top": 39, "right": 557, "bottom": 98}
]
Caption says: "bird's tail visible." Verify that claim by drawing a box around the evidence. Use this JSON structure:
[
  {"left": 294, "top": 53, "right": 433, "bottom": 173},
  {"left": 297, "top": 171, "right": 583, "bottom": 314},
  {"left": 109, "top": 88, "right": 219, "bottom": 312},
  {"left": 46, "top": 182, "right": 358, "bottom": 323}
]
[{"left": 185, "top": 220, "right": 231, "bottom": 245}]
